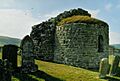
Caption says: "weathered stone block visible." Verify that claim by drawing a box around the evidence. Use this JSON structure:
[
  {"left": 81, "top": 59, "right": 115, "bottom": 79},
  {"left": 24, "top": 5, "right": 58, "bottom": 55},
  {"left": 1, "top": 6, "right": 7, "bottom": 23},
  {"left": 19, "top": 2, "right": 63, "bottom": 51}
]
[
  {"left": 109, "top": 55, "right": 120, "bottom": 76},
  {"left": 99, "top": 58, "right": 109, "bottom": 79}
]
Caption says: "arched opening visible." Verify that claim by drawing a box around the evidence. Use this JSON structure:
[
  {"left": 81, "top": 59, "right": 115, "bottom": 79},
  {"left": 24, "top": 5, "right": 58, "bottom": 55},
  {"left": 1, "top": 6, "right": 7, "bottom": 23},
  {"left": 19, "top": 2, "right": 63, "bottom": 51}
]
[{"left": 98, "top": 35, "right": 104, "bottom": 52}]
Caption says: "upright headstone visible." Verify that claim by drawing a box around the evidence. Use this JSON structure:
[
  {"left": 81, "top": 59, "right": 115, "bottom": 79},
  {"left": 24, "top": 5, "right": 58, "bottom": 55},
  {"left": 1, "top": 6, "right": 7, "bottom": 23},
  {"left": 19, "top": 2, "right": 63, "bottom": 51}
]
[
  {"left": 20, "top": 35, "right": 38, "bottom": 73},
  {"left": 99, "top": 58, "right": 109, "bottom": 79},
  {"left": 109, "top": 55, "right": 120, "bottom": 76},
  {"left": 2, "top": 45, "right": 18, "bottom": 69}
]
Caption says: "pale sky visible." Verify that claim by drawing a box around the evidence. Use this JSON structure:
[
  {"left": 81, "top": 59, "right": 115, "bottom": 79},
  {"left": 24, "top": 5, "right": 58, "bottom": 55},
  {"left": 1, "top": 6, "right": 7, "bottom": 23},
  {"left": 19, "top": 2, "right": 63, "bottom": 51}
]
[{"left": 0, "top": 0, "right": 120, "bottom": 44}]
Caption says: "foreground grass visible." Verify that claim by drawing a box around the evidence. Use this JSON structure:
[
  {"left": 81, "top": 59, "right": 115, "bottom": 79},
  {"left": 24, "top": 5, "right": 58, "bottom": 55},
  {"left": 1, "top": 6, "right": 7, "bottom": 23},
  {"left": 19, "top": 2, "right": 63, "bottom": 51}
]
[
  {"left": 35, "top": 60, "right": 106, "bottom": 81},
  {"left": 12, "top": 60, "right": 106, "bottom": 81},
  {"left": 0, "top": 53, "right": 120, "bottom": 81}
]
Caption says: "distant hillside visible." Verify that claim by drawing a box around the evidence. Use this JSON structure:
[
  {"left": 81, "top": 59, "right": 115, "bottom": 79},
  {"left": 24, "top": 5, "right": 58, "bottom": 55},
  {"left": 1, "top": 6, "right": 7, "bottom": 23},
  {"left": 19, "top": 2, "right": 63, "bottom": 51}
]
[
  {"left": 111, "top": 44, "right": 120, "bottom": 49},
  {"left": 0, "top": 36, "right": 21, "bottom": 46}
]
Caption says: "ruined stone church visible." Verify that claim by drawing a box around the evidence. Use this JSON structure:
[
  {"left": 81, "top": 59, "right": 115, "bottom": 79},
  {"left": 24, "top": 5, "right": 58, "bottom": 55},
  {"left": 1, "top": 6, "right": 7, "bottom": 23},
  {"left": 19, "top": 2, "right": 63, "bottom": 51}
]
[{"left": 30, "top": 8, "right": 109, "bottom": 68}]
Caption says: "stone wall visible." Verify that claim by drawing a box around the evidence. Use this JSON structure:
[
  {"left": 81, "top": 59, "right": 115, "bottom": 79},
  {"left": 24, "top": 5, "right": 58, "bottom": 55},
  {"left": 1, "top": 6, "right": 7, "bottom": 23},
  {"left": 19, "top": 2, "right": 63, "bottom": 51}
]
[
  {"left": 30, "top": 8, "right": 109, "bottom": 68},
  {"left": 30, "top": 8, "right": 91, "bottom": 61},
  {"left": 30, "top": 21, "right": 56, "bottom": 61},
  {"left": 54, "top": 23, "right": 109, "bottom": 68}
]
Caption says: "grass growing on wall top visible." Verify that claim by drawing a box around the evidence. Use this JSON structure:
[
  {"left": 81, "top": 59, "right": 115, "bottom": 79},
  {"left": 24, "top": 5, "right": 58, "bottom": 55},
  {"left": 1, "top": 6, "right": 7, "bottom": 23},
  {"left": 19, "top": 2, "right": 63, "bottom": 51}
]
[{"left": 57, "top": 15, "right": 108, "bottom": 26}]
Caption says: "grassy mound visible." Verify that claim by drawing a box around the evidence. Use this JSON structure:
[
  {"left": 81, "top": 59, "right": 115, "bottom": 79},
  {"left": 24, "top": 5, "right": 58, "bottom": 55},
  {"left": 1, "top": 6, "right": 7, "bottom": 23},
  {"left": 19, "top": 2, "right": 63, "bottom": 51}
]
[{"left": 57, "top": 15, "right": 108, "bottom": 26}]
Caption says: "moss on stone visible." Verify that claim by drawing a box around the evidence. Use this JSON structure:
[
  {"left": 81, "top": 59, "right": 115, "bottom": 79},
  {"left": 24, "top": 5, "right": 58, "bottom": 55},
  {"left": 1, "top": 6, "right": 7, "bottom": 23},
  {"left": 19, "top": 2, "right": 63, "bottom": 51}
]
[{"left": 57, "top": 15, "right": 108, "bottom": 26}]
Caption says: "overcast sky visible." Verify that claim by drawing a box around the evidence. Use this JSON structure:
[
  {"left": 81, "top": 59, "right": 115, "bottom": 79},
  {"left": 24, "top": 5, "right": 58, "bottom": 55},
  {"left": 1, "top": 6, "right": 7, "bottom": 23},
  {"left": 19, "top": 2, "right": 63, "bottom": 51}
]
[{"left": 0, "top": 0, "right": 120, "bottom": 44}]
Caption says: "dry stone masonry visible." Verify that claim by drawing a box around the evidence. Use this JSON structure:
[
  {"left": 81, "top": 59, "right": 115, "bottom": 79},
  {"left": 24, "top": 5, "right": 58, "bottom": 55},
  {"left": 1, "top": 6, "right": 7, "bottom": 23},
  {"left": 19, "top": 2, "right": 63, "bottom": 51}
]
[
  {"left": 20, "top": 35, "right": 38, "bottom": 73},
  {"left": 30, "top": 8, "right": 109, "bottom": 68},
  {"left": 30, "top": 8, "right": 91, "bottom": 61},
  {"left": 30, "top": 21, "right": 56, "bottom": 61}
]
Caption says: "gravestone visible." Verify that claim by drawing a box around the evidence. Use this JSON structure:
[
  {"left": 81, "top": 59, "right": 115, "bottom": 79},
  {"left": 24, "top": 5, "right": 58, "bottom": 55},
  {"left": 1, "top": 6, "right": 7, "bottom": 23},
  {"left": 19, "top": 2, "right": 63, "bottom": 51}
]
[
  {"left": 0, "top": 59, "right": 12, "bottom": 81},
  {"left": 2, "top": 44, "right": 18, "bottom": 69},
  {"left": 3, "top": 59, "right": 12, "bottom": 81},
  {"left": 109, "top": 55, "right": 120, "bottom": 76},
  {"left": 20, "top": 35, "right": 38, "bottom": 73},
  {"left": 99, "top": 58, "right": 109, "bottom": 79},
  {"left": 0, "top": 59, "right": 4, "bottom": 81}
]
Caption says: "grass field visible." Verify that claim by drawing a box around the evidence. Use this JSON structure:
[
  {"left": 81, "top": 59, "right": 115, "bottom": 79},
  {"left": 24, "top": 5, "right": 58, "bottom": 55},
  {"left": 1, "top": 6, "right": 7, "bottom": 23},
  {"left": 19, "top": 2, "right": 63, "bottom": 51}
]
[
  {"left": 0, "top": 53, "right": 120, "bottom": 81},
  {"left": 12, "top": 60, "right": 105, "bottom": 81}
]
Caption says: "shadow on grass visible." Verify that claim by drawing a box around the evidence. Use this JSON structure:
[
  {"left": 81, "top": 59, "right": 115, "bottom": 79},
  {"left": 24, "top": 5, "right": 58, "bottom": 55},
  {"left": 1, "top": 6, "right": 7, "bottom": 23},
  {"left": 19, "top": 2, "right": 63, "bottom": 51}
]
[
  {"left": 115, "top": 67, "right": 120, "bottom": 77},
  {"left": 13, "top": 70, "right": 64, "bottom": 81},
  {"left": 31, "top": 70, "right": 64, "bottom": 81},
  {"left": 87, "top": 68, "right": 99, "bottom": 72},
  {"left": 104, "top": 76, "right": 120, "bottom": 81},
  {"left": 13, "top": 72, "right": 38, "bottom": 81}
]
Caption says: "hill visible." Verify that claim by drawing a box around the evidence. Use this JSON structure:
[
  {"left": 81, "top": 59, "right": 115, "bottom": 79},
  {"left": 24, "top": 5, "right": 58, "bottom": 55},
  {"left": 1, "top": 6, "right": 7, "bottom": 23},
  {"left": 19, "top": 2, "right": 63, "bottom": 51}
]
[
  {"left": 111, "top": 44, "right": 120, "bottom": 49},
  {"left": 0, "top": 36, "right": 21, "bottom": 46}
]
